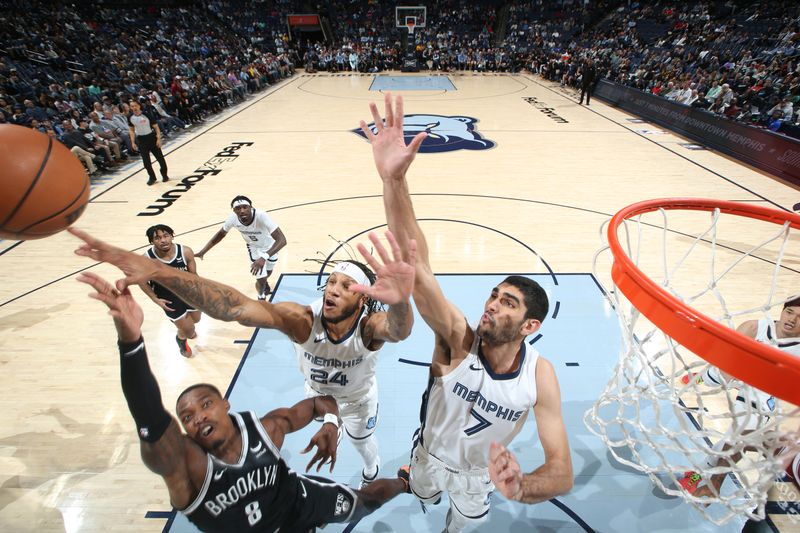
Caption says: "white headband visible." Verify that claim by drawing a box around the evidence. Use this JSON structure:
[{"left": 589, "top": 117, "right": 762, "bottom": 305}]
[
  {"left": 331, "top": 262, "right": 372, "bottom": 287},
  {"left": 232, "top": 199, "right": 251, "bottom": 208}
]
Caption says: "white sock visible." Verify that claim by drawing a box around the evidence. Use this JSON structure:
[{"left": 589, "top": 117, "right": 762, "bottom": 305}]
[{"left": 351, "top": 433, "right": 379, "bottom": 473}]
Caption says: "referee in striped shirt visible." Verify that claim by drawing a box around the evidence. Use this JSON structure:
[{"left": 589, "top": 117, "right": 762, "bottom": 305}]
[{"left": 128, "top": 100, "right": 170, "bottom": 185}]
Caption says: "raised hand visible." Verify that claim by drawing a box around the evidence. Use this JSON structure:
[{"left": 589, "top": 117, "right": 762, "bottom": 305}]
[
  {"left": 359, "top": 92, "right": 427, "bottom": 182},
  {"left": 70, "top": 228, "right": 162, "bottom": 289},
  {"left": 300, "top": 423, "right": 339, "bottom": 473},
  {"left": 488, "top": 442, "right": 524, "bottom": 501},
  {"left": 353, "top": 231, "right": 416, "bottom": 305},
  {"left": 77, "top": 271, "right": 144, "bottom": 342}
]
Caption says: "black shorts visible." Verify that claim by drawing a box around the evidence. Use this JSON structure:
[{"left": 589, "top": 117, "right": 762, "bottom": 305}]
[
  {"left": 283, "top": 474, "right": 358, "bottom": 530},
  {"left": 163, "top": 296, "right": 197, "bottom": 321}
]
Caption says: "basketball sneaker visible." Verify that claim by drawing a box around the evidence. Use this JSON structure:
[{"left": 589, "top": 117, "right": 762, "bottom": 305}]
[
  {"left": 175, "top": 335, "right": 192, "bottom": 357},
  {"left": 146, "top": 178, "right": 157, "bottom": 186},
  {"left": 397, "top": 465, "right": 412, "bottom": 494},
  {"left": 360, "top": 465, "right": 379, "bottom": 490},
  {"left": 680, "top": 372, "right": 703, "bottom": 385},
  {"left": 161, "top": 175, "right": 169, "bottom": 182},
  {"left": 678, "top": 471, "right": 703, "bottom": 494}
]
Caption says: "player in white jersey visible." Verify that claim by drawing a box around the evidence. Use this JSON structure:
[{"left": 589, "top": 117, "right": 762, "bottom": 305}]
[
  {"left": 196, "top": 195, "right": 287, "bottom": 300},
  {"left": 67, "top": 227, "right": 416, "bottom": 489},
  {"left": 357, "top": 94, "right": 574, "bottom": 531},
  {"left": 678, "top": 296, "right": 800, "bottom": 497}
]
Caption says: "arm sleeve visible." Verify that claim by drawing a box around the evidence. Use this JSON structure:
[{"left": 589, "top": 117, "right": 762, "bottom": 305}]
[{"left": 118, "top": 337, "right": 173, "bottom": 443}]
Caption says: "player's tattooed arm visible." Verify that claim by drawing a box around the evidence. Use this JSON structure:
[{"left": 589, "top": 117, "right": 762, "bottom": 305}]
[
  {"left": 386, "top": 300, "right": 413, "bottom": 341},
  {"left": 160, "top": 275, "right": 253, "bottom": 323}
]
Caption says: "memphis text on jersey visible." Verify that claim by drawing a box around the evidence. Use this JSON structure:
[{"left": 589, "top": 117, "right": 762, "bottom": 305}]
[
  {"left": 453, "top": 382, "right": 525, "bottom": 422},
  {"left": 138, "top": 142, "right": 254, "bottom": 217},
  {"left": 303, "top": 351, "right": 364, "bottom": 369},
  {"left": 204, "top": 464, "right": 278, "bottom": 517}
]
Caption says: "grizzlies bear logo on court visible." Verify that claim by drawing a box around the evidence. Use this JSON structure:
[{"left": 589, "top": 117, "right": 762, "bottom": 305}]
[{"left": 353, "top": 114, "right": 495, "bottom": 153}]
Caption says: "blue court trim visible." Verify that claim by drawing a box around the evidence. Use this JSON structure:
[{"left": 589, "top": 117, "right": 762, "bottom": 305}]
[
  {"left": 398, "top": 357, "right": 432, "bottom": 367},
  {"left": 233, "top": 339, "right": 249, "bottom": 344},
  {"left": 548, "top": 498, "right": 596, "bottom": 533},
  {"left": 566, "top": 362, "right": 580, "bottom": 367},
  {"left": 528, "top": 333, "right": 543, "bottom": 345},
  {"left": 552, "top": 301, "right": 561, "bottom": 319},
  {"left": 145, "top": 511, "right": 174, "bottom": 519}
]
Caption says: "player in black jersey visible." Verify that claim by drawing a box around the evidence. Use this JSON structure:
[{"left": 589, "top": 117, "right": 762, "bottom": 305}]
[
  {"left": 139, "top": 224, "right": 202, "bottom": 357},
  {"left": 76, "top": 271, "right": 411, "bottom": 532}
]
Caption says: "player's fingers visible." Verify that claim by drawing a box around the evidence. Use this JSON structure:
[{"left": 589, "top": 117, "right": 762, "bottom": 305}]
[
  {"left": 384, "top": 92, "right": 394, "bottom": 127},
  {"left": 355, "top": 242, "right": 381, "bottom": 271},
  {"left": 300, "top": 441, "right": 314, "bottom": 455},
  {"left": 328, "top": 450, "right": 337, "bottom": 472},
  {"left": 349, "top": 283, "right": 373, "bottom": 296},
  {"left": 395, "top": 94, "right": 404, "bottom": 130},
  {"left": 359, "top": 120, "right": 375, "bottom": 141},
  {"left": 407, "top": 131, "right": 427, "bottom": 154},
  {"left": 67, "top": 227, "right": 100, "bottom": 247},
  {"left": 489, "top": 441, "right": 504, "bottom": 462},
  {"left": 368, "top": 232, "right": 392, "bottom": 265},
  {"left": 369, "top": 102, "right": 384, "bottom": 132}
]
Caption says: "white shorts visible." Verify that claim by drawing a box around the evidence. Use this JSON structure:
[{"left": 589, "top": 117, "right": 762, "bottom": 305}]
[
  {"left": 304, "top": 382, "right": 379, "bottom": 439},
  {"left": 409, "top": 443, "right": 493, "bottom": 523},
  {"left": 246, "top": 246, "right": 277, "bottom": 279}
]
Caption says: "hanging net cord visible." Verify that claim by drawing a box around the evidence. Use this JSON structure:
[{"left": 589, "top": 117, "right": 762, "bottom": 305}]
[{"left": 585, "top": 207, "right": 800, "bottom": 526}]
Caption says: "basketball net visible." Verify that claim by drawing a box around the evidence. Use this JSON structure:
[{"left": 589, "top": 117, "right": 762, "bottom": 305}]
[
  {"left": 584, "top": 199, "right": 800, "bottom": 525},
  {"left": 406, "top": 20, "right": 416, "bottom": 35}
]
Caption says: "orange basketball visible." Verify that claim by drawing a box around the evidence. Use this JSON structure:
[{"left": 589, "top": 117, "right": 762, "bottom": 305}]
[{"left": 0, "top": 124, "right": 90, "bottom": 240}]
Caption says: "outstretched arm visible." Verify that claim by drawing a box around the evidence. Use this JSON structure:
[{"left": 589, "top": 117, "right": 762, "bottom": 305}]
[
  {"left": 196, "top": 228, "right": 228, "bottom": 259},
  {"left": 70, "top": 228, "right": 312, "bottom": 340},
  {"left": 261, "top": 396, "right": 340, "bottom": 473},
  {"left": 77, "top": 272, "right": 203, "bottom": 509},
  {"left": 489, "top": 358, "right": 573, "bottom": 504},
  {"left": 361, "top": 94, "right": 466, "bottom": 352}
]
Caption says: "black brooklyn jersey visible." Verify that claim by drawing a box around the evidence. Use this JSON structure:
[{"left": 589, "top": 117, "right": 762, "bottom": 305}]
[
  {"left": 146, "top": 244, "right": 189, "bottom": 301},
  {"left": 182, "top": 411, "right": 302, "bottom": 532}
]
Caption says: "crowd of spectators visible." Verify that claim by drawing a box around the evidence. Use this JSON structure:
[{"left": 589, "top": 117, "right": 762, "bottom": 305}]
[
  {"left": 0, "top": 0, "right": 298, "bottom": 175},
  {"left": 526, "top": 1, "right": 800, "bottom": 138},
  {"left": 3, "top": 0, "right": 800, "bottom": 151}
]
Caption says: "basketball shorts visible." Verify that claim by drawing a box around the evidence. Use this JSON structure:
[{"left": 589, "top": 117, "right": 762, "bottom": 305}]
[
  {"left": 153, "top": 288, "right": 197, "bottom": 321},
  {"left": 408, "top": 443, "right": 493, "bottom": 525},
  {"left": 283, "top": 473, "right": 358, "bottom": 530},
  {"left": 304, "top": 382, "right": 379, "bottom": 440},
  {"left": 246, "top": 245, "right": 277, "bottom": 279}
]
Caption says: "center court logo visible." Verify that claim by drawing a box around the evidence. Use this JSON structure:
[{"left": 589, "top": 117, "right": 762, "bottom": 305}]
[{"left": 353, "top": 114, "right": 495, "bottom": 153}]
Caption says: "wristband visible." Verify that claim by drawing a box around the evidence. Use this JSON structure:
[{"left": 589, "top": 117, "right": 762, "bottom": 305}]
[{"left": 322, "top": 413, "right": 339, "bottom": 428}]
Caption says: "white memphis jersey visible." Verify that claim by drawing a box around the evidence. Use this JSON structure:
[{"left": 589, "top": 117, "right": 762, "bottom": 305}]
[
  {"left": 222, "top": 209, "right": 278, "bottom": 250},
  {"left": 756, "top": 318, "right": 800, "bottom": 356},
  {"left": 293, "top": 298, "right": 380, "bottom": 402},
  {"left": 419, "top": 327, "right": 538, "bottom": 471}
]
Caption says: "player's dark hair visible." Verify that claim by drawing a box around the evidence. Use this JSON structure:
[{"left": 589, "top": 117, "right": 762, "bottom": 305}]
[
  {"left": 501, "top": 275, "right": 549, "bottom": 322},
  {"left": 784, "top": 296, "right": 800, "bottom": 309},
  {"left": 176, "top": 383, "right": 224, "bottom": 407},
  {"left": 146, "top": 224, "right": 174, "bottom": 242},
  {"left": 230, "top": 195, "right": 252, "bottom": 207}
]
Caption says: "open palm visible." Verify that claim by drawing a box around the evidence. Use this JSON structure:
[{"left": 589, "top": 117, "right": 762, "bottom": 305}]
[
  {"left": 353, "top": 231, "right": 416, "bottom": 305},
  {"left": 359, "top": 92, "right": 427, "bottom": 182}
]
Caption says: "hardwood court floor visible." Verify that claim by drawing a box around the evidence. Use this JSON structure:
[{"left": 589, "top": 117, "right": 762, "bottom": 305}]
[{"left": 0, "top": 72, "right": 798, "bottom": 532}]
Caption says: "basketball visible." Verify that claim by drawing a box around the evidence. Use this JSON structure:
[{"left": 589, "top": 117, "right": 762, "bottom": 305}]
[{"left": 0, "top": 124, "right": 90, "bottom": 240}]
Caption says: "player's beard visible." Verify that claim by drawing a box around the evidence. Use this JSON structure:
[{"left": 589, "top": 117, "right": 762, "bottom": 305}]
[
  {"left": 324, "top": 300, "right": 362, "bottom": 325},
  {"left": 477, "top": 316, "right": 523, "bottom": 346}
]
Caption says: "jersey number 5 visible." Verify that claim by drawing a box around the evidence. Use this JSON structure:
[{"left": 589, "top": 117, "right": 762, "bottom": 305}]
[{"left": 309, "top": 368, "right": 349, "bottom": 387}]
